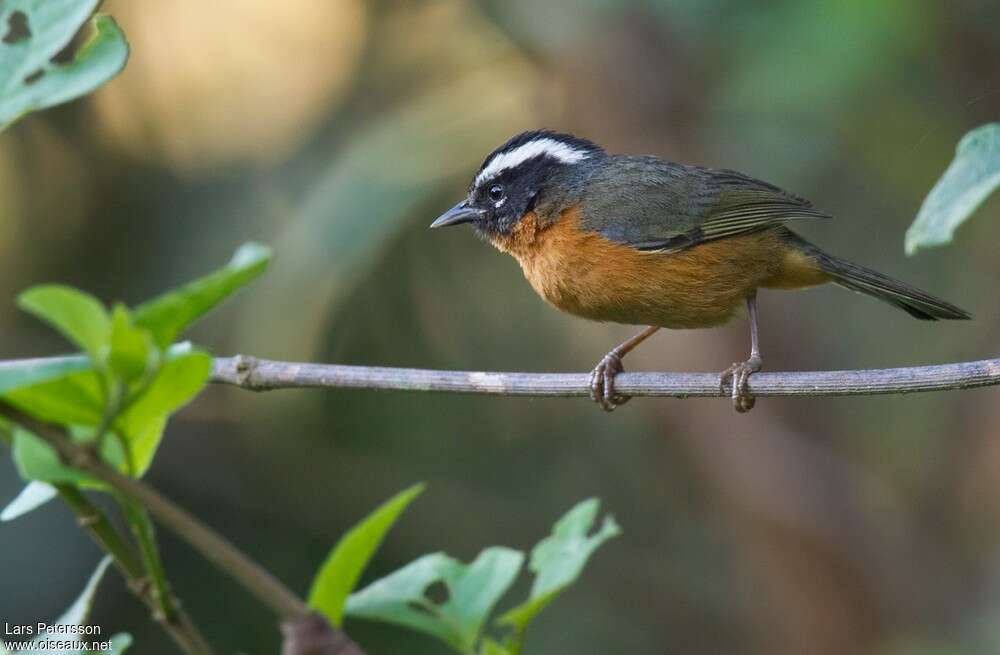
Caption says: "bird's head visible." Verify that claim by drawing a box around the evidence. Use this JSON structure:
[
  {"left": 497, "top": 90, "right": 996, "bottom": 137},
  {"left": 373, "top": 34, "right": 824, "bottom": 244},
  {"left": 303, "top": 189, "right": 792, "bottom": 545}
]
[{"left": 431, "top": 130, "right": 604, "bottom": 237}]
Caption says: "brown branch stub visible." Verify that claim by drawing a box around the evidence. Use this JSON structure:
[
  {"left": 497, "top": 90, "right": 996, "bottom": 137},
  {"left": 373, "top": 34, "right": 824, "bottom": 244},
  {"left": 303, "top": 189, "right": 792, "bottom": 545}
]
[
  {"left": 210, "top": 356, "right": 1000, "bottom": 398},
  {"left": 281, "top": 613, "right": 366, "bottom": 655}
]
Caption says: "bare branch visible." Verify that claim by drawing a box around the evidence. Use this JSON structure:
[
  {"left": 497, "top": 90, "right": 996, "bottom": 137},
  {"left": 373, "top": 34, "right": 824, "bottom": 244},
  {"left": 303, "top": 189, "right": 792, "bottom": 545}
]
[{"left": 211, "top": 355, "right": 1000, "bottom": 398}]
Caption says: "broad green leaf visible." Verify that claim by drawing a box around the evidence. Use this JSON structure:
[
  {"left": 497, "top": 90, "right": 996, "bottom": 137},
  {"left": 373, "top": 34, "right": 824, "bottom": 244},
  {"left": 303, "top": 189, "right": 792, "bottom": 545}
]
[
  {"left": 3, "top": 370, "right": 104, "bottom": 426},
  {"left": 3, "top": 344, "right": 203, "bottom": 482},
  {"left": 309, "top": 483, "right": 425, "bottom": 626},
  {"left": 0, "top": 354, "right": 90, "bottom": 394},
  {"left": 134, "top": 243, "right": 272, "bottom": 348},
  {"left": 123, "top": 415, "right": 166, "bottom": 478},
  {"left": 480, "top": 639, "right": 515, "bottom": 655},
  {"left": 0, "top": 1, "right": 128, "bottom": 131},
  {"left": 0, "top": 343, "right": 190, "bottom": 397},
  {"left": 12, "top": 425, "right": 125, "bottom": 487},
  {"left": 118, "top": 351, "right": 212, "bottom": 430},
  {"left": 497, "top": 499, "right": 620, "bottom": 638},
  {"left": 18, "top": 286, "right": 110, "bottom": 362},
  {"left": 1, "top": 480, "right": 56, "bottom": 521},
  {"left": 906, "top": 123, "right": 1000, "bottom": 254},
  {"left": 346, "top": 548, "right": 524, "bottom": 653},
  {"left": 108, "top": 305, "right": 156, "bottom": 384},
  {"left": 115, "top": 351, "right": 211, "bottom": 476},
  {"left": 12, "top": 427, "right": 90, "bottom": 485}
]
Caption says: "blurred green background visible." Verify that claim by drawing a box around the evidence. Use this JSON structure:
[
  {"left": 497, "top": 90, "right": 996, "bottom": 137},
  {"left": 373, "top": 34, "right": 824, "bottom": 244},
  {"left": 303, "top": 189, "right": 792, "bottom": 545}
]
[{"left": 2, "top": 0, "right": 999, "bottom": 653}]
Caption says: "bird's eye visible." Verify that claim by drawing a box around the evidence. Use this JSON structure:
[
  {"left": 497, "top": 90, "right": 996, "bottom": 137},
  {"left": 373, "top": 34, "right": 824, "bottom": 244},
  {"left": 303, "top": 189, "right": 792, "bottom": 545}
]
[{"left": 488, "top": 184, "right": 505, "bottom": 202}]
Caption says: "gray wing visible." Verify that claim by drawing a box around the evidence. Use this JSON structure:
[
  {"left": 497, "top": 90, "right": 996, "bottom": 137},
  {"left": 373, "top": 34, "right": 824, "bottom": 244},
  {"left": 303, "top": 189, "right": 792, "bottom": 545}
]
[{"left": 577, "top": 156, "right": 830, "bottom": 253}]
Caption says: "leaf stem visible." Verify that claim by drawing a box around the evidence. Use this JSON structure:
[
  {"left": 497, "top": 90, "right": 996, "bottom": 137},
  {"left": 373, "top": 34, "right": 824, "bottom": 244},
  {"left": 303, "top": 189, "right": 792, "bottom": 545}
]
[
  {"left": 122, "top": 497, "right": 175, "bottom": 621},
  {"left": 54, "top": 484, "right": 215, "bottom": 655},
  {"left": 1, "top": 404, "right": 308, "bottom": 620}
]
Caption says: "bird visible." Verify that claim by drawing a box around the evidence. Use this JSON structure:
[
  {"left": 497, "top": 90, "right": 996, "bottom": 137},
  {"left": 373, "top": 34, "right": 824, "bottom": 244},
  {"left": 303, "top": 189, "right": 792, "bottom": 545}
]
[{"left": 430, "top": 130, "right": 970, "bottom": 413}]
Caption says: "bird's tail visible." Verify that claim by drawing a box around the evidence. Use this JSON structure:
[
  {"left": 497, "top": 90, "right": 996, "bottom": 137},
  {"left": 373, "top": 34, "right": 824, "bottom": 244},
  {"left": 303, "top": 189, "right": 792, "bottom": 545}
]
[
  {"left": 811, "top": 249, "right": 970, "bottom": 321},
  {"left": 779, "top": 229, "right": 971, "bottom": 320}
]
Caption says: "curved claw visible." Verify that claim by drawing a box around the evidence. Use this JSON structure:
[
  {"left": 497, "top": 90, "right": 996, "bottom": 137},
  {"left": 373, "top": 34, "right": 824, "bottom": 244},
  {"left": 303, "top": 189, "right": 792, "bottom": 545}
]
[
  {"left": 589, "top": 352, "right": 630, "bottom": 412},
  {"left": 719, "top": 355, "right": 762, "bottom": 414}
]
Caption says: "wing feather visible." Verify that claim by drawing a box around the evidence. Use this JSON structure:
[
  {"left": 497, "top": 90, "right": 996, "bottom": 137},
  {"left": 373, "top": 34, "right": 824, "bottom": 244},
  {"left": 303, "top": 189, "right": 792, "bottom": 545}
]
[{"left": 578, "top": 158, "right": 830, "bottom": 254}]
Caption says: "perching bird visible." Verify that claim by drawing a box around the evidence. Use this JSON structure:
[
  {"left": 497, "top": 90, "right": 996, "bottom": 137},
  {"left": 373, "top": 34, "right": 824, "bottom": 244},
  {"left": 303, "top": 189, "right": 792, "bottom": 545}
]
[{"left": 430, "top": 130, "right": 970, "bottom": 412}]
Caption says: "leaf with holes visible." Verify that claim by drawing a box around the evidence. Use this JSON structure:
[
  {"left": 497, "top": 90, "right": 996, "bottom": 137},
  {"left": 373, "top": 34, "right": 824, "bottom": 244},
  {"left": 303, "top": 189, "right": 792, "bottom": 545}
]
[
  {"left": 309, "top": 483, "right": 425, "bottom": 626},
  {"left": 497, "top": 499, "right": 620, "bottom": 642},
  {"left": 0, "top": 0, "right": 128, "bottom": 131},
  {"left": 906, "top": 123, "right": 1000, "bottom": 254},
  {"left": 345, "top": 548, "right": 524, "bottom": 653}
]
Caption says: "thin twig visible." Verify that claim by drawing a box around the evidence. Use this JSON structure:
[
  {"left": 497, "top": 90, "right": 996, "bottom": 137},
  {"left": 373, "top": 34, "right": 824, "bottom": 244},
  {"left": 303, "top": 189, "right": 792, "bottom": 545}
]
[
  {"left": 3, "top": 410, "right": 365, "bottom": 655},
  {"left": 56, "top": 485, "right": 144, "bottom": 579},
  {"left": 210, "top": 354, "right": 1000, "bottom": 398},
  {"left": 122, "top": 498, "right": 177, "bottom": 621},
  {"left": 13, "top": 353, "right": 999, "bottom": 398},
  {"left": 0, "top": 405, "right": 308, "bottom": 621},
  {"left": 55, "top": 485, "right": 216, "bottom": 655}
]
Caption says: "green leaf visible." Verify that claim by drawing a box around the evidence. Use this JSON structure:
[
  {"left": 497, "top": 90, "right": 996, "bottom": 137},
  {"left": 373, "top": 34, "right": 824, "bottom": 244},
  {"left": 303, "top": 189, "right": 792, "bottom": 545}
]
[
  {"left": 0, "top": 1, "right": 128, "bottom": 131},
  {"left": 906, "top": 123, "right": 1000, "bottom": 254},
  {"left": 1, "top": 480, "right": 57, "bottom": 521},
  {"left": 0, "top": 354, "right": 90, "bottom": 395},
  {"left": 134, "top": 243, "right": 272, "bottom": 348},
  {"left": 0, "top": 343, "right": 190, "bottom": 397},
  {"left": 480, "top": 639, "right": 515, "bottom": 655},
  {"left": 3, "top": 370, "right": 104, "bottom": 426},
  {"left": 108, "top": 305, "right": 156, "bottom": 384},
  {"left": 497, "top": 499, "right": 620, "bottom": 638},
  {"left": 11, "top": 423, "right": 127, "bottom": 488},
  {"left": 115, "top": 351, "right": 211, "bottom": 476},
  {"left": 2, "top": 344, "right": 203, "bottom": 482},
  {"left": 346, "top": 548, "right": 524, "bottom": 653},
  {"left": 309, "top": 483, "right": 425, "bottom": 626},
  {"left": 18, "top": 286, "right": 110, "bottom": 362},
  {"left": 12, "top": 427, "right": 89, "bottom": 485}
]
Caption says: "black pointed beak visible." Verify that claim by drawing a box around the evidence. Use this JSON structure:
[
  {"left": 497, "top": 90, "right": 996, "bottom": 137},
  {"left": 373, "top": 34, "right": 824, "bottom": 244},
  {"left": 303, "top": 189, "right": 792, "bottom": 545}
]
[{"left": 430, "top": 201, "right": 483, "bottom": 229}]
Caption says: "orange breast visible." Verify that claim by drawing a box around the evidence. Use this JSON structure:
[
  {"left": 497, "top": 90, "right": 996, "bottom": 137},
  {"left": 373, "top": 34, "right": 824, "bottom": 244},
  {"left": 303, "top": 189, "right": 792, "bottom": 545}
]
[{"left": 488, "top": 208, "right": 828, "bottom": 329}]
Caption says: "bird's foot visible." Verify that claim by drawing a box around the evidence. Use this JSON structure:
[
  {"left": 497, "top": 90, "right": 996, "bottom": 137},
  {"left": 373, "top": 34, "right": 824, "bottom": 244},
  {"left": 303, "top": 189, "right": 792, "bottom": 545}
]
[
  {"left": 589, "top": 351, "right": 630, "bottom": 412},
  {"left": 719, "top": 354, "right": 762, "bottom": 413}
]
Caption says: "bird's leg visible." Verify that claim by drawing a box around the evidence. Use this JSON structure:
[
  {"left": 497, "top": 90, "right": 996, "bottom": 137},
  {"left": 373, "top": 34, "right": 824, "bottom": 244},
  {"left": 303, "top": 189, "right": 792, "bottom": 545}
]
[
  {"left": 719, "top": 292, "right": 763, "bottom": 413},
  {"left": 589, "top": 326, "right": 660, "bottom": 412}
]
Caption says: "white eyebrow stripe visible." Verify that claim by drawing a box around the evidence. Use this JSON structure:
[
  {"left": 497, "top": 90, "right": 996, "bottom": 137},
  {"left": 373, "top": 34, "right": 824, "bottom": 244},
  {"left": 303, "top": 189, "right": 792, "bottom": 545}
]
[{"left": 474, "top": 138, "right": 591, "bottom": 188}]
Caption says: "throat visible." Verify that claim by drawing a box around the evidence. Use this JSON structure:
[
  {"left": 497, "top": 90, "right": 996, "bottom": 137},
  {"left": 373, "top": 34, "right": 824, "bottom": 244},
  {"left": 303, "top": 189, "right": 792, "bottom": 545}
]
[{"left": 486, "top": 212, "right": 545, "bottom": 257}]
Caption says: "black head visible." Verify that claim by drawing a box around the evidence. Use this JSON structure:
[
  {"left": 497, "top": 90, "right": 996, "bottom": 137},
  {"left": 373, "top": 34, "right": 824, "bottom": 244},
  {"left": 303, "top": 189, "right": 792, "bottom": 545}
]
[{"left": 431, "top": 130, "right": 603, "bottom": 236}]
